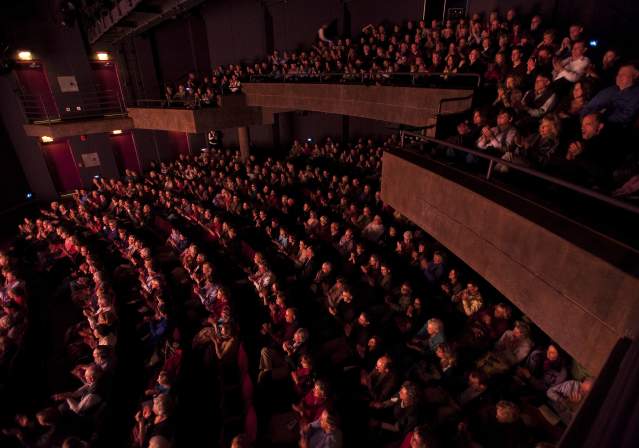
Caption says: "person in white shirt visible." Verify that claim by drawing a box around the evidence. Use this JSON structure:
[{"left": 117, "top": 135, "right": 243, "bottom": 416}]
[
  {"left": 547, "top": 377, "right": 594, "bottom": 422},
  {"left": 553, "top": 41, "right": 590, "bottom": 83}
]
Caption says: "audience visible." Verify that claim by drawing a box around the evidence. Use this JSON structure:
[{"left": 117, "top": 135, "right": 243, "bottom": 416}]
[{"left": 5, "top": 8, "right": 623, "bottom": 448}]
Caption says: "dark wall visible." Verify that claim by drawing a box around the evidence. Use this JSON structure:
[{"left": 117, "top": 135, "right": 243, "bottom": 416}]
[
  {"left": 201, "top": 0, "right": 267, "bottom": 66},
  {"left": 0, "top": 113, "right": 30, "bottom": 210},
  {"left": 154, "top": 13, "right": 211, "bottom": 83}
]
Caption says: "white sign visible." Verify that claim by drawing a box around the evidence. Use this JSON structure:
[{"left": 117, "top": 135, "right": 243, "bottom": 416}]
[
  {"left": 57, "top": 76, "right": 79, "bottom": 92},
  {"left": 81, "top": 152, "right": 101, "bottom": 167}
]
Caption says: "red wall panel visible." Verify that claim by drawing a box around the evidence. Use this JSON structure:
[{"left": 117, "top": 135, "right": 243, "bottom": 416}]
[
  {"left": 110, "top": 132, "right": 141, "bottom": 174},
  {"left": 42, "top": 140, "right": 83, "bottom": 193}
]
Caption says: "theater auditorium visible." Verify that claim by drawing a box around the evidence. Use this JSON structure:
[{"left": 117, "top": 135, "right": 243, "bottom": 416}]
[{"left": 0, "top": 0, "right": 638, "bottom": 447}]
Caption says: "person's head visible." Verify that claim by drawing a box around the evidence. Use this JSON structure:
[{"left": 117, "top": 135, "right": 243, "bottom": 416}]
[
  {"left": 293, "top": 328, "right": 309, "bottom": 344},
  {"left": 569, "top": 24, "right": 583, "bottom": 41},
  {"left": 300, "top": 354, "right": 312, "bottom": 369},
  {"left": 468, "top": 370, "right": 487, "bottom": 389},
  {"left": 539, "top": 114, "right": 560, "bottom": 139},
  {"left": 409, "top": 425, "right": 437, "bottom": 448},
  {"left": 61, "top": 436, "right": 88, "bottom": 448},
  {"left": 534, "top": 73, "right": 551, "bottom": 93},
  {"left": 546, "top": 344, "right": 560, "bottom": 362},
  {"left": 494, "top": 303, "right": 512, "bottom": 319},
  {"left": 312, "top": 379, "right": 328, "bottom": 399},
  {"left": 230, "top": 434, "right": 249, "bottom": 448},
  {"left": 512, "top": 320, "right": 530, "bottom": 339},
  {"left": 153, "top": 393, "right": 173, "bottom": 417},
  {"left": 399, "top": 381, "right": 418, "bottom": 406},
  {"left": 616, "top": 64, "right": 639, "bottom": 90},
  {"left": 357, "top": 312, "right": 370, "bottom": 326},
  {"left": 36, "top": 408, "right": 57, "bottom": 427},
  {"left": 285, "top": 307, "right": 297, "bottom": 323},
  {"left": 321, "top": 262, "right": 332, "bottom": 274},
  {"left": 571, "top": 41, "right": 587, "bottom": 59},
  {"left": 375, "top": 355, "right": 392, "bottom": 374},
  {"left": 581, "top": 377, "right": 594, "bottom": 395},
  {"left": 427, "top": 318, "right": 443, "bottom": 336},
  {"left": 602, "top": 49, "right": 618, "bottom": 68},
  {"left": 511, "top": 48, "right": 521, "bottom": 63},
  {"left": 84, "top": 364, "right": 101, "bottom": 385},
  {"left": 496, "top": 400, "right": 520, "bottom": 423},
  {"left": 319, "top": 409, "right": 338, "bottom": 434},
  {"left": 496, "top": 109, "right": 514, "bottom": 128},
  {"left": 581, "top": 113, "right": 604, "bottom": 140}
]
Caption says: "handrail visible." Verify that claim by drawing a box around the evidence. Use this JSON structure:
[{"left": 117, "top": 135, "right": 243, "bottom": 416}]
[
  {"left": 247, "top": 71, "right": 481, "bottom": 88},
  {"left": 399, "top": 131, "right": 639, "bottom": 215},
  {"left": 17, "top": 89, "right": 127, "bottom": 123}
]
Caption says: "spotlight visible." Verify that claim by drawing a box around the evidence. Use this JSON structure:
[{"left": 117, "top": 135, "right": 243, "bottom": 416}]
[
  {"left": 93, "top": 175, "right": 101, "bottom": 179},
  {"left": 96, "top": 52, "right": 109, "bottom": 61},
  {"left": 589, "top": 39, "right": 598, "bottom": 47},
  {"left": 307, "top": 138, "right": 312, "bottom": 142},
  {"left": 17, "top": 51, "right": 33, "bottom": 61},
  {"left": 41, "top": 136, "right": 54, "bottom": 143},
  {"left": 26, "top": 192, "right": 33, "bottom": 199},
  {"left": 112, "top": 129, "right": 122, "bottom": 135}
]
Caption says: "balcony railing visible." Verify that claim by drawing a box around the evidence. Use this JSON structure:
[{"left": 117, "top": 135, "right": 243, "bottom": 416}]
[
  {"left": 394, "top": 132, "right": 639, "bottom": 256},
  {"left": 18, "top": 89, "right": 127, "bottom": 124},
  {"left": 247, "top": 71, "right": 482, "bottom": 89}
]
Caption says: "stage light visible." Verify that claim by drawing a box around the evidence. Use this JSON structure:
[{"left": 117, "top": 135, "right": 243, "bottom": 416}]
[
  {"left": 307, "top": 138, "right": 312, "bottom": 142},
  {"left": 17, "top": 51, "right": 33, "bottom": 61},
  {"left": 112, "top": 129, "right": 123, "bottom": 135},
  {"left": 41, "top": 136, "right": 54, "bottom": 143},
  {"left": 26, "top": 192, "right": 33, "bottom": 199},
  {"left": 589, "top": 40, "right": 598, "bottom": 47},
  {"left": 96, "top": 52, "right": 109, "bottom": 61}
]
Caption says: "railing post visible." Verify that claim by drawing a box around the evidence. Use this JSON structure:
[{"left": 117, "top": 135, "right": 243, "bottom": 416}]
[
  {"left": 39, "top": 95, "right": 48, "bottom": 125},
  {"left": 400, "top": 131, "right": 405, "bottom": 148},
  {"left": 486, "top": 160, "right": 495, "bottom": 180}
]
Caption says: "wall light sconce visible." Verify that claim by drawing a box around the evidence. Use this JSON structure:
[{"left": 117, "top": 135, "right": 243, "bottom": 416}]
[{"left": 17, "top": 50, "right": 33, "bottom": 61}]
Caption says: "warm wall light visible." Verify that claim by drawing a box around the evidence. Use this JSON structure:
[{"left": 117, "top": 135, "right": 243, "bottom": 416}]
[
  {"left": 112, "top": 129, "right": 123, "bottom": 135},
  {"left": 17, "top": 51, "right": 33, "bottom": 61},
  {"left": 96, "top": 52, "right": 109, "bottom": 61},
  {"left": 41, "top": 136, "right": 54, "bottom": 143}
]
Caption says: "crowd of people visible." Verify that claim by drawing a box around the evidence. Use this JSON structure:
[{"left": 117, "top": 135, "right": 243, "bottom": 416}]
[
  {"left": 1, "top": 130, "right": 597, "bottom": 447},
  {"left": 161, "top": 10, "right": 639, "bottom": 198}
]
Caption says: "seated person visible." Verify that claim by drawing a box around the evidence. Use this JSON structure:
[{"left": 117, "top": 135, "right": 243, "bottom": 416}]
[
  {"left": 452, "top": 282, "right": 483, "bottom": 317},
  {"left": 369, "top": 381, "right": 422, "bottom": 442},
  {"left": 52, "top": 364, "right": 103, "bottom": 416},
  {"left": 134, "top": 394, "right": 174, "bottom": 448},
  {"left": 292, "top": 380, "right": 330, "bottom": 424},
  {"left": 299, "top": 409, "right": 343, "bottom": 448},
  {"left": 476, "top": 109, "right": 519, "bottom": 156},
  {"left": 459, "top": 400, "right": 529, "bottom": 448},
  {"left": 546, "top": 377, "right": 594, "bottom": 423},
  {"left": 554, "top": 112, "right": 612, "bottom": 187},
  {"left": 360, "top": 355, "right": 398, "bottom": 403},
  {"left": 581, "top": 63, "right": 639, "bottom": 126},
  {"left": 476, "top": 320, "right": 533, "bottom": 376},
  {"left": 407, "top": 318, "right": 445, "bottom": 355},
  {"left": 515, "top": 344, "right": 568, "bottom": 393},
  {"left": 259, "top": 328, "right": 309, "bottom": 382}
]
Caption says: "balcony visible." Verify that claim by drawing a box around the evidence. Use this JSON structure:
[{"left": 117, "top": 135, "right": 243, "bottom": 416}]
[{"left": 381, "top": 143, "right": 639, "bottom": 375}]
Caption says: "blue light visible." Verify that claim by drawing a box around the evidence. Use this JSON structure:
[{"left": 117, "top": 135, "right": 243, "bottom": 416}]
[
  {"left": 26, "top": 192, "right": 33, "bottom": 199},
  {"left": 589, "top": 39, "right": 598, "bottom": 47}
]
